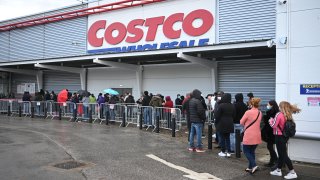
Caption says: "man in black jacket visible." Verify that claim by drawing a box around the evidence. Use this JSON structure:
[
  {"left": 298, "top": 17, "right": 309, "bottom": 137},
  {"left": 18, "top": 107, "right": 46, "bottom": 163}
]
[
  {"left": 188, "top": 89, "right": 206, "bottom": 152},
  {"left": 142, "top": 91, "right": 152, "bottom": 126}
]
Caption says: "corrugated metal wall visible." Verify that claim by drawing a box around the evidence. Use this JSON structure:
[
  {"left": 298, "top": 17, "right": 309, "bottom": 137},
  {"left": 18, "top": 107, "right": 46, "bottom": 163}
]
[
  {"left": 218, "top": 0, "right": 276, "bottom": 43},
  {"left": 43, "top": 71, "right": 81, "bottom": 93},
  {"left": 218, "top": 58, "right": 276, "bottom": 105},
  {"left": 0, "top": 4, "right": 87, "bottom": 62},
  {"left": 11, "top": 73, "right": 38, "bottom": 98}
]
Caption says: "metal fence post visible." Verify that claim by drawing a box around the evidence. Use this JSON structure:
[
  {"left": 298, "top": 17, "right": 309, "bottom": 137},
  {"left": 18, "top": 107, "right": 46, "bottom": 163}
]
[
  {"left": 208, "top": 123, "right": 213, "bottom": 150},
  {"left": 19, "top": 105, "right": 22, "bottom": 117},
  {"left": 89, "top": 109, "right": 93, "bottom": 123},
  {"left": 156, "top": 113, "right": 160, "bottom": 133},
  {"left": 44, "top": 106, "right": 47, "bottom": 119},
  {"left": 139, "top": 108, "right": 143, "bottom": 130},
  {"left": 236, "top": 129, "right": 241, "bottom": 158},
  {"left": 122, "top": 107, "right": 126, "bottom": 127},
  {"left": 7, "top": 105, "right": 11, "bottom": 116},
  {"left": 172, "top": 115, "right": 176, "bottom": 137},
  {"left": 58, "top": 106, "right": 62, "bottom": 120},
  {"left": 105, "top": 107, "right": 109, "bottom": 125},
  {"left": 31, "top": 106, "right": 35, "bottom": 118}
]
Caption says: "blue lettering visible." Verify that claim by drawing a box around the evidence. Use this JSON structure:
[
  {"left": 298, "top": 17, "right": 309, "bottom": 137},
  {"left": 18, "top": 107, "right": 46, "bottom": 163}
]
[
  {"left": 160, "top": 42, "right": 170, "bottom": 49},
  {"left": 179, "top": 41, "right": 188, "bottom": 48},
  {"left": 198, "top": 38, "right": 209, "bottom": 46},
  {"left": 169, "top": 41, "right": 179, "bottom": 48}
]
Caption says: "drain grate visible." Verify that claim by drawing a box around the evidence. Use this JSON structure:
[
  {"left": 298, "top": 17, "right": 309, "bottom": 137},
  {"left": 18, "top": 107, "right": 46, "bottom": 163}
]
[{"left": 53, "top": 161, "right": 86, "bottom": 170}]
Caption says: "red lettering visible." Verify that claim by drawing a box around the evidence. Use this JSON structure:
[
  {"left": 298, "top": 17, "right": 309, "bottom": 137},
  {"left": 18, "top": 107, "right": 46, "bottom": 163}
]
[
  {"left": 183, "top": 9, "right": 214, "bottom": 36},
  {"left": 163, "top": 13, "right": 184, "bottom": 39},
  {"left": 88, "top": 20, "right": 106, "bottom": 47},
  {"left": 126, "top": 19, "right": 145, "bottom": 43},
  {"left": 104, "top": 22, "right": 127, "bottom": 45},
  {"left": 145, "top": 16, "right": 165, "bottom": 41}
]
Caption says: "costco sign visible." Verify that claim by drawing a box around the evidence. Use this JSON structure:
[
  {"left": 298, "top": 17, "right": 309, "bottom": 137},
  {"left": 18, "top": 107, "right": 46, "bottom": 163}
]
[{"left": 87, "top": 0, "right": 215, "bottom": 53}]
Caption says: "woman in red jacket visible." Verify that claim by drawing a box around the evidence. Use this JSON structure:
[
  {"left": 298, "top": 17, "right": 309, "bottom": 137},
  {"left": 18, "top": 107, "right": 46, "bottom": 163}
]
[
  {"left": 240, "top": 98, "right": 262, "bottom": 174},
  {"left": 269, "top": 101, "right": 301, "bottom": 179},
  {"left": 163, "top": 96, "right": 174, "bottom": 128}
]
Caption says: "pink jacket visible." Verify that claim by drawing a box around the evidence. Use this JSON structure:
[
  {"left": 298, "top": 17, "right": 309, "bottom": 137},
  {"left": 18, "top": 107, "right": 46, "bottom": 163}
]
[
  {"left": 240, "top": 108, "right": 262, "bottom": 145},
  {"left": 269, "top": 112, "right": 285, "bottom": 136}
]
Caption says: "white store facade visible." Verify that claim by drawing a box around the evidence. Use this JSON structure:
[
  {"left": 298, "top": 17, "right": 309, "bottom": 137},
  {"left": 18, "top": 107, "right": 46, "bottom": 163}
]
[{"left": 0, "top": 0, "right": 319, "bottom": 163}]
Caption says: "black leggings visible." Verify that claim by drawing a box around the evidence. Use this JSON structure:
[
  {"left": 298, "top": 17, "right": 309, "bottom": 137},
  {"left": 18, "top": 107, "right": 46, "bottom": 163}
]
[
  {"left": 267, "top": 141, "right": 278, "bottom": 162},
  {"left": 275, "top": 135, "right": 293, "bottom": 170}
]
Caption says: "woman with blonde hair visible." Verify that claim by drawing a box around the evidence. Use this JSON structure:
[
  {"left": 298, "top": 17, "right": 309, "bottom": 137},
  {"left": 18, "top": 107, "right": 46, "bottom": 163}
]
[
  {"left": 240, "top": 97, "right": 262, "bottom": 174},
  {"left": 269, "top": 101, "right": 301, "bottom": 179}
]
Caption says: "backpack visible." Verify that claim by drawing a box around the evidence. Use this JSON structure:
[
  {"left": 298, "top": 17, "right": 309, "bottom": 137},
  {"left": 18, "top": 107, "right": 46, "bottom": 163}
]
[{"left": 282, "top": 120, "right": 296, "bottom": 138}]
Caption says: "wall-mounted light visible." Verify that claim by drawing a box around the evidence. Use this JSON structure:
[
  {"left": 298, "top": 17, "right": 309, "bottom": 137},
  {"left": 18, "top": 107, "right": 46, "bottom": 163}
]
[
  {"left": 279, "top": 37, "right": 288, "bottom": 45},
  {"left": 266, "top": 39, "right": 276, "bottom": 48},
  {"left": 278, "top": 0, "right": 287, "bottom": 5},
  {"left": 119, "top": 85, "right": 123, "bottom": 87}
]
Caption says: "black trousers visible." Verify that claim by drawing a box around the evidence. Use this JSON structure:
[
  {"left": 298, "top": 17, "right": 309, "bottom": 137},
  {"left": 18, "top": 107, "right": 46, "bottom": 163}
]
[
  {"left": 267, "top": 141, "right": 278, "bottom": 163},
  {"left": 275, "top": 135, "right": 293, "bottom": 170}
]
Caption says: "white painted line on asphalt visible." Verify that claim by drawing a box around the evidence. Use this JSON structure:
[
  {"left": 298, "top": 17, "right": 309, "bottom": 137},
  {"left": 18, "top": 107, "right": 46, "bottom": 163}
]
[{"left": 146, "top": 154, "right": 222, "bottom": 180}]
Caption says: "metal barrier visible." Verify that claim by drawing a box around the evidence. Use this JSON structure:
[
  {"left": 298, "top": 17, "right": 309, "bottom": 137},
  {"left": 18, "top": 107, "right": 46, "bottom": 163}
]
[
  {"left": 99, "top": 103, "right": 126, "bottom": 126},
  {"left": 140, "top": 106, "right": 154, "bottom": 129},
  {"left": 60, "top": 102, "right": 76, "bottom": 121},
  {"left": 0, "top": 100, "right": 9, "bottom": 113},
  {"left": 76, "top": 103, "right": 99, "bottom": 122},
  {"left": 125, "top": 104, "right": 139, "bottom": 127},
  {"left": 31, "top": 101, "right": 47, "bottom": 117},
  {"left": 153, "top": 107, "right": 182, "bottom": 131}
]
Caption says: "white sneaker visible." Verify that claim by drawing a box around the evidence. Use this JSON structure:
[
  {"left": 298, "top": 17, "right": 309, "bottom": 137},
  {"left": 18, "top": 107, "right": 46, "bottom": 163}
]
[
  {"left": 270, "top": 169, "right": 282, "bottom": 176},
  {"left": 284, "top": 172, "right": 298, "bottom": 179},
  {"left": 226, "top": 153, "right": 231, "bottom": 157},
  {"left": 218, "top": 151, "right": 226, "bottom": 157}
]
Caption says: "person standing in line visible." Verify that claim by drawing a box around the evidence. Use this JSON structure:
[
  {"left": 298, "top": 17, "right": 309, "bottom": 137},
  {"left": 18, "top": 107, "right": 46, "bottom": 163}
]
[
  {"left": 188, "top": 89, "right": 206, "bottom": 152},
  {"left": 262, "top": 100, "right": 279, "bottom": 167},
  {"left": 213, "top": 91, "right": 224, "bottom": 147},
  {"left": 214, "top": 93, "right": 235, "bottom": 157},
  {"left": 162, "top": 96, "right": 174, "bottom": 128},
  {"left": 175, "top": 94, "right": 182, "bottom": 107},
  {"left": 230, "top": 93, "right": 248, "bottom": 153},
  {"left": 141, "top": 91, "right": 151, "bottom": 126},
  {"left": 269, "top": 101, "right": 301, "bottom": 179},
  {"left": 240, "top": 98, "right": 262, "bottom": 174},
  {"left": 247, "top": 92, "right": 254, "bottom": 109},
  {"left": 182, "top": 93, "right": 192, "bottom": 139}
]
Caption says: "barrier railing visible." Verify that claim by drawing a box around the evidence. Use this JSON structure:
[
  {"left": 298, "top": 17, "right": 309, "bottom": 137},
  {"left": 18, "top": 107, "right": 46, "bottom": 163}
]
[
  {"left": 125, "top": 104, "right": 139, "bottom": 127},
  {"left": 0, "top": 100, "right": 9, "bottom": 113},
  {"left": 153, "top": 107, "right": 182, "bottom": 132},
  {"left": 75, "top": 103, "right": 99, "bottom": 122},
  {"left": 31, "top": 101, "right": 47, "bottom": 117}
]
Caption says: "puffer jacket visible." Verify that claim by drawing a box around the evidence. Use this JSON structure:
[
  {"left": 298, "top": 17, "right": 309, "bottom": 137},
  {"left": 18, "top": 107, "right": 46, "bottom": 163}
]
[
  {"left": 149, "top": 95, "right": 162, "bottom": 107},
  {"left": 189, "top": 89, "right": 206, "bottom": 123},
  {"left": 214, "top": 93, "right": 235, "bottom": 133}
]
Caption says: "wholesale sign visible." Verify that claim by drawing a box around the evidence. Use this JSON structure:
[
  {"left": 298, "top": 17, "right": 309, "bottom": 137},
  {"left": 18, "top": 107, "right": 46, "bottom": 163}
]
[{"left": 87, "top": 0, "right": 216, "bottom": 53}]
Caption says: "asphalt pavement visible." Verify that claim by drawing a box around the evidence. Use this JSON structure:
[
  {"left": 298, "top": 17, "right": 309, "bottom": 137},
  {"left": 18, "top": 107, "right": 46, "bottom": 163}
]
[{"left": 0, "top": 116, "right": 319, "bottom": 180}]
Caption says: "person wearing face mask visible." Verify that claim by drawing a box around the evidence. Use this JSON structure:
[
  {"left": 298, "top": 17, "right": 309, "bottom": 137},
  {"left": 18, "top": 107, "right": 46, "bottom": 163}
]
[
  {"left": 262, "top": 100, "right": 279, "bottom": 167},
  {"left": 213, "top": 91, "right": 224, "bottom": 148}
]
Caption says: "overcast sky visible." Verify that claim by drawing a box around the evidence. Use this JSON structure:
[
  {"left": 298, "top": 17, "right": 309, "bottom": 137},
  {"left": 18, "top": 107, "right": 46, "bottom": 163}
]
[{"left": 0, "top": 0, "right": 82, "bottom": 21}]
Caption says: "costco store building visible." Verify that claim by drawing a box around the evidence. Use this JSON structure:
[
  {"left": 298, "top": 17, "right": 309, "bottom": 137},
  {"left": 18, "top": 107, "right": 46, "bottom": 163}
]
[{"left": 0, "top": 0, "right": 319, "bottom": 163}]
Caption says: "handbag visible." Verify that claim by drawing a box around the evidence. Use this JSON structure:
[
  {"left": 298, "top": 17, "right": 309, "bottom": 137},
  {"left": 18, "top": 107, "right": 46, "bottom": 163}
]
[{"left": 240, "top": 111, "right": 260, "bottom": 142}]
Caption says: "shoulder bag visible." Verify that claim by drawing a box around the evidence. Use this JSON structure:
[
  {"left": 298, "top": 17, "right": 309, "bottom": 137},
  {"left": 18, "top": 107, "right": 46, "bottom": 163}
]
[{"left": 240, "top": 111, "right": 261, "bottom": 142}]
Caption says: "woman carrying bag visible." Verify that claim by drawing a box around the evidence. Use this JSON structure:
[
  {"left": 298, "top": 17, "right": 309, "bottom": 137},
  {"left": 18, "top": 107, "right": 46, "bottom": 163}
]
[{"left": 240, "top": 98, "right": 262, "bottom": 174}]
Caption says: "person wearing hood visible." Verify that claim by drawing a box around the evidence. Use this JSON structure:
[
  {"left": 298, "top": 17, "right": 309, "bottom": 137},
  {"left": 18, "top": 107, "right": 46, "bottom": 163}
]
[
  {"left": 150, "top": 94, "right": 163, "bottom": 126},
  {"left": 162, "top": 96, "right": 174, "bottom": 128},
  {"left": 214, "top": 93, "right": 236, "bottom": 157},
  {"left": 230, "top": 93, "right": 248, "bottom": 152},
  {"left": 188, "top": 89, "right": 206, "bottom": 153}
]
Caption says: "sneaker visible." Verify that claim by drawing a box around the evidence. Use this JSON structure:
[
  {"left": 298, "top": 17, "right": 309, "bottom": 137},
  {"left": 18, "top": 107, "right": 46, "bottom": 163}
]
[
  {"left": 218, "top": 151, "right": 226, "bottom": 157},
  {"left": 245, "top": 168, "right": 252, "bottom": 172},
  {"left": 284, "top": 172, "right": 298, "bottom": 179},
  {"left": 188, "top": 147, "right": 195, "bottom": 152},
  {"left": 195, "top": 148, "right": 206, "bottom": 153},
  {"left": 270, "top": 169, "right": 282, "bottom": 176},
  {"left": 201, "top": 135, "right": 206, "bottom": 139},
  {"left": 251, "top": 166, "right": 259, "bottom": 174},
  {"left": 226, "top": 153, "right": 231, "bottom": 158}
]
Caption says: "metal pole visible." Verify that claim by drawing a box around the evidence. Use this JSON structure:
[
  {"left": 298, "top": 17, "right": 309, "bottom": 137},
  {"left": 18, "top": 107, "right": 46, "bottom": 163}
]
[
  {"left": 31, "top": 106, "right": 34, "bottom": 118},
  {"left": 73, "top": 105, "right": 77, "bottom": 122},
  {"left": 235, "top": 129, "right": 241, "bottom": 158},
  {"left": 19, "top": 105, "right": 22, "bottom": 117},
  {"left": 156, "top": 113, "right": 160, "bottom": 133},
  {"left": 139, "top": 108, "right": 143, "bottom": 130},
  {"left": 89, "top": 109, "right": 92, "bottom": 123},
  {"left": 58, "top": 106, "right": 62, "bottom": 120},
  {"left": 172, "top": 116, "right": 176, "bottom": 137},
  {"left": 44, "top": 106, "right": 47, "bottom": 119},
  {"left": 208, "top": 123, "right": 213, "bottom": 150},
  {"left": 122, "top": 108, "right": 126, "bottom": 127},
  {"left": 105, "top": 107, "right": 109, "bottom": 125},
  {"left": 7, "top": 105, "right": 11, "bottom": 116}
]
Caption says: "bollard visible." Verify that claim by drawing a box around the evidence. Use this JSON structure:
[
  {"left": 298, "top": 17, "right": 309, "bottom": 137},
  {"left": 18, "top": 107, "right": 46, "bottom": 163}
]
[
  {"left": 19, "top": 105, "right": 22, "bottom": 117},
  {"left": 89, "top": 109, "right": 92, "bottom": 123},
  {"left": 105, "top": 108, "right": 109, "bottom": 125},
  {"left": 31, "top": 106, "right": 35, "bottom": 118},
  {"left": 73, "top": 106, "right": 77, "bottom": 122},
  {"left": 122, "top": 111, "right": 126, "bottom": 127},
  {"left": 172, "top": 116, "right": 176, "bottom": 137},
  {"left": 235, "top": 129, "right": 241, "bottom": 158},
  {"left": 58, "top": 106, "right": 62, "bottom": 120},
  {"left": 7, "top": 105, "right": 11, "bottom": 116},
  {"left": 139, "top": 108, "right": 143, "bottom": 130},
  {"left": 44, "top": 107, "right": 47, "bottom": 119},
  {"left": 208, "top": 123, "right": 213, "bottom": 150},
  {"left": 156, "top": 115, "right": 160, "bottom": 133}
]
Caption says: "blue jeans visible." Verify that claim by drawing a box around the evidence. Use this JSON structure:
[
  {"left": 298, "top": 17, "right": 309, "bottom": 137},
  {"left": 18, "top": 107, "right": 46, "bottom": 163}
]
[
  {"left": 243, "top": 145, "right": 258, "bottom": 169},
  {"left": 83, "top": 106, "right": 89, "bottom": 119},
  {"left": 230, "top": 124, "right": 244, "bottom": 152},
  {"left": 220, "top": 133, "right": 231, "bottom": 153},
  {"left": 189, "top": 123, "right": 203, "bottom": 149},
  {"left": 143, "top": 108, "right": 151, "bottom": 125}
]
